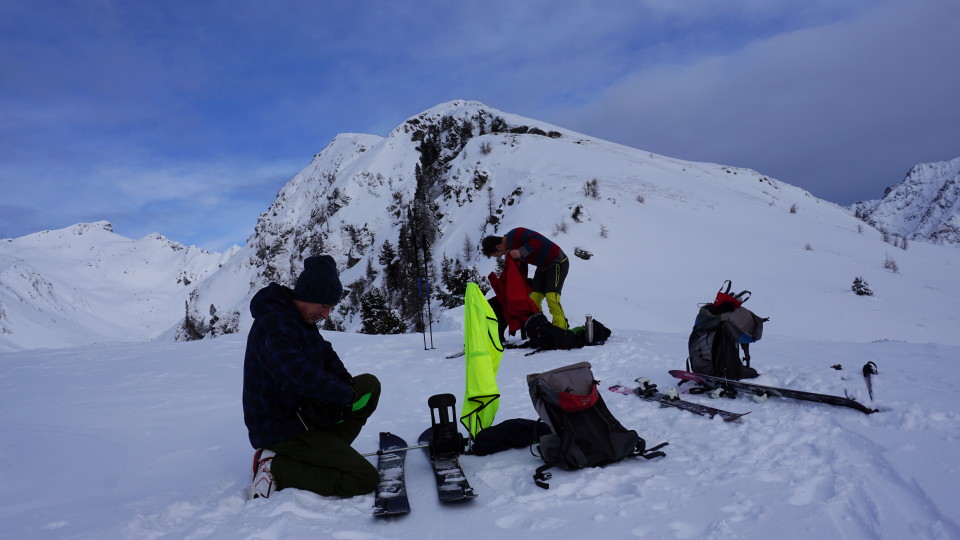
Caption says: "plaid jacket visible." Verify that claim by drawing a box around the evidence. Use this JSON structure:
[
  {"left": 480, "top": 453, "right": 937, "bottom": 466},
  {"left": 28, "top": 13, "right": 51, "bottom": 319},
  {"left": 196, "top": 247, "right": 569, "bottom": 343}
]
[
  {"left": 504, "top": 227, "right": 566, "bottom": 274},
  {"left": 242, "top": 283, "right": 354, "bottom": 449}
]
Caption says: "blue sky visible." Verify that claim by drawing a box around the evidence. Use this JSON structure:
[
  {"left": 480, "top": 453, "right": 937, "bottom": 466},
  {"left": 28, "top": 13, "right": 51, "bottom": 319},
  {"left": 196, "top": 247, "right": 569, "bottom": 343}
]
[{"left": 2, "top": 0, "right": 958, "bottom": 251}]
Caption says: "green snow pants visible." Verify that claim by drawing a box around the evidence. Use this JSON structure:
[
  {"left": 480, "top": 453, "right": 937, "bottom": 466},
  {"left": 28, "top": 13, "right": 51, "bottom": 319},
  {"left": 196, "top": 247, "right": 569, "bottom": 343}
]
[{"left": 269, "top": 373, "right": 381, "bottom": 497}]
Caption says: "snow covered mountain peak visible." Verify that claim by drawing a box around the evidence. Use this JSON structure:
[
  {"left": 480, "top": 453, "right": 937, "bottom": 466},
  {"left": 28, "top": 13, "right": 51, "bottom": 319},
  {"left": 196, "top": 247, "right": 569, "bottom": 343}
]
[
  {"left": 392, "top": 99, "right": 571, "bottom": 137},
  {"left": 176, "top": 101, "right": 959, "bottom": 347},
  {"left": 852, "top": 156, "right": 960, "bottom": 244}
]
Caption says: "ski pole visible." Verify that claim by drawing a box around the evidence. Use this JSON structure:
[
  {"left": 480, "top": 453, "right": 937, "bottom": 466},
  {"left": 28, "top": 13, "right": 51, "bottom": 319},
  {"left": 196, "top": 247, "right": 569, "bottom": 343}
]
[
  {"left": 361, "top": 443, "right": 430, "bottom": 457},
  {"left": 420, "top": 233, "right": 435, "bottom": 350},
  {"left": 411, "top": 232, "right": 428, "bottom": 350}
]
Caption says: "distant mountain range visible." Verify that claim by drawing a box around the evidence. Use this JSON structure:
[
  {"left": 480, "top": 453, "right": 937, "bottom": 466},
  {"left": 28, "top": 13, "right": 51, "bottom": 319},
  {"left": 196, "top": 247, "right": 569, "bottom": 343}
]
[
  {"left": 2, "top": 101, "right": 958, "bottom": 351},
  {"left": 851, "top": 156, "right": 960, "bottom": 245},
  {"left": 0, "top": 222, "right": 234, "bottom": 350}
]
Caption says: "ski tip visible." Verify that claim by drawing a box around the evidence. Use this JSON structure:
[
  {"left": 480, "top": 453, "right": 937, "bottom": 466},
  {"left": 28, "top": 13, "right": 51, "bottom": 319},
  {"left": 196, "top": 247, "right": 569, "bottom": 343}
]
[
  {"left": 417, "top": 427, "right": 432, "bottom": 446},
  {"left": 380, "top": 432, "right": 409, "bottom": 447},
  {"left": 669, "top": 369, "right": 700, "bottom": 380}
]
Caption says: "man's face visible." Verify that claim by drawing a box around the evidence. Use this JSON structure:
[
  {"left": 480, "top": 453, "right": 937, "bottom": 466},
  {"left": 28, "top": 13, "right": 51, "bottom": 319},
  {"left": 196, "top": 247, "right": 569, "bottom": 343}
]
[
  {"left": 490, "top": 239, "right": 507, "bottom": 258},
  {"left": 296, "top": 301, "right": 333, "bottom": 324}
]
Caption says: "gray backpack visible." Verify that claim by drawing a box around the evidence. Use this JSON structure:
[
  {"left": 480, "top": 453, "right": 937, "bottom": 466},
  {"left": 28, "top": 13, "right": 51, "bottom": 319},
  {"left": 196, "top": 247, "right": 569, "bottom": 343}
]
[
  {"left": 687, "top": 281, "right": 768, "bottom": 380},
  {"left": 526, "top": 362, "right": 667, "bottom": 488}
]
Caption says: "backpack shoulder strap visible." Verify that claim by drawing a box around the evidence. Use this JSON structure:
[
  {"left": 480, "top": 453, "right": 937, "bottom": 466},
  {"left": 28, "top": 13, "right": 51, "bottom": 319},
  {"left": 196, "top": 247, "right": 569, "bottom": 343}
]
[
  {"left": 719, "top": 280, "right": 732, "bottom": 296},
  {"left": 533, "top": 464, "right": 553, "bottom": 489},
  {"left": 633, "top": 439, "right": 669, "bottom": 459}
]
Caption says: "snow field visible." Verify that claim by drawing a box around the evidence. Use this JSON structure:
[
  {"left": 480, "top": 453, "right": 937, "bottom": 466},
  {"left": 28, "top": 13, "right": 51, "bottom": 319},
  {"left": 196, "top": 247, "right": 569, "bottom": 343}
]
[{"left": 2, "top": 326, "right": 958, "bottom": 539}]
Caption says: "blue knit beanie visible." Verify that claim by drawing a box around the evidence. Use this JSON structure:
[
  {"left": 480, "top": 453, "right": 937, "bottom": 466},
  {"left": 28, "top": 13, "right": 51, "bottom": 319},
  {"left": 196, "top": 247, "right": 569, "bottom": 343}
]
[{"left": 293, "top": 255, "right": 343, "bottom": 305}]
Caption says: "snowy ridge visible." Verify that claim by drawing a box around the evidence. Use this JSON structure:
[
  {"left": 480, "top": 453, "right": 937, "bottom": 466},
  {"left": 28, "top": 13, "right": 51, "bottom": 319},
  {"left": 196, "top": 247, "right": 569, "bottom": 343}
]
[
  {"left": 182, "top": 100, "right": 583, "bottom": 338},
  {"left": 0, "top": 221, "right": 234, "bottom": 350},
  {"left": 180, "top": 100, "right": 960, "bottom": 347},
  {"left": 852, "top": 156, "right": 960, "bottom": 244}
]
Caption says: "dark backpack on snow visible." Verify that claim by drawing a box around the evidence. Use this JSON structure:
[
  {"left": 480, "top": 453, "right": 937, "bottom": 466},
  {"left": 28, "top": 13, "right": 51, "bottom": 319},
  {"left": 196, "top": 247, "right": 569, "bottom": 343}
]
[
  {"left": 524, "top": 313, "right": 612, "bottom": 352},
  {"left": 524, "top": 313, "right": 581, "bottom": 350},
  {"left": 687, "top": 280, "right": 768, "bottom": 381},
  {"left": 526, "top": 362, "right": 667, "bottom": 489}
]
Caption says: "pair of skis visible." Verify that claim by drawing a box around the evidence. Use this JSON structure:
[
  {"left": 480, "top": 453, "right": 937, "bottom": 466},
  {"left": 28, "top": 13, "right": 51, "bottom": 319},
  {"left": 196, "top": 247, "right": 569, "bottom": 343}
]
[
  {"left": 610, "top": 368, "right": 878, "bottom": 420},
  {"left": 372, "top": 393, "right": 476, "bottom": 518},
  {"left": 609, "top": 378, "right": 750, "bottom": 421},
  {"left": 668, "top": 369, "right": 878, "bottom": 414}
]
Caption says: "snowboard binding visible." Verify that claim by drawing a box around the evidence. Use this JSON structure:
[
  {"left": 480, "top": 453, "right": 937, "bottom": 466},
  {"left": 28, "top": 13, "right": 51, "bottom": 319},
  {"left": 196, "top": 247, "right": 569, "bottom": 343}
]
[{"left": 427, "top": 393, "right": 465, "bottom": 459}]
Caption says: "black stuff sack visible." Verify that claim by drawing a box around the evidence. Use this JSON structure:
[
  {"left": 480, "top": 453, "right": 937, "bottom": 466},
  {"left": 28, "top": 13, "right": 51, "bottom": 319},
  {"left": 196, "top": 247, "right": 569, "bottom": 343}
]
[
  {"left": 471, "top": 418, "right": 551, "bottom": 456},
  {"left": 524, "top": 313, "right": 582, "bottom": 351}
]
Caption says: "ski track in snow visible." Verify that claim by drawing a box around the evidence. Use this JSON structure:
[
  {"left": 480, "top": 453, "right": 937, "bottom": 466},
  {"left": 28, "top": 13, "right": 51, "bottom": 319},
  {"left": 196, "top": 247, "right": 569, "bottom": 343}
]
[{"left": 2, "top": 330, "right": 960, "bottom": 539}]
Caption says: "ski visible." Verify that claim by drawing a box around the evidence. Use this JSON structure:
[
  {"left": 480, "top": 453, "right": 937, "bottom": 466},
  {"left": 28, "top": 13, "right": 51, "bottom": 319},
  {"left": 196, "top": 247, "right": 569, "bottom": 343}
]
[
  {"left": 419, "top": 394, "right": 476, "bottom": 503},
  {"left": 669, "top": 370, "right": 878, "bottom": 414},
  {"left": 372, "top": 432, "right": 410, "bottom": 517},
  {"left": 445, "top": 350, "right": 465, "bottom": 359},
  {"left": 609, "top": 380, "right": 749, "bottom": 421}
]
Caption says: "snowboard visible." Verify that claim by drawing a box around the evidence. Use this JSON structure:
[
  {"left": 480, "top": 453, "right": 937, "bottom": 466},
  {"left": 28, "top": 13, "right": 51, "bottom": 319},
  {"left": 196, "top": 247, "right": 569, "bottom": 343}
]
[
  {"left": 419, "top": 393, "right": 476, "bottom": 503},
  {"left": 372, "top": 432, "right": 410, "bottom": 517},
  {"left": 669, "top": 370, "right": 878, "bottom": 414}
]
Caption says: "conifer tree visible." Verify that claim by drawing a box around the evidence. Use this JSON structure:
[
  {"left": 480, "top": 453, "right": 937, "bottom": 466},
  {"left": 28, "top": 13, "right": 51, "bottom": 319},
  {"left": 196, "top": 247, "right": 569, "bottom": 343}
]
[
  {"left": 437, "top": 257, "right": 486, "bottom": 308},
  {"left": 378, "top": 240, "right": 401, "bottom": 303},
  {"left": 852, "top": 276, "right": 874, "bottom": 296},
  {"left": 360, "top": 288, "right": 407, "bottom": 334}
]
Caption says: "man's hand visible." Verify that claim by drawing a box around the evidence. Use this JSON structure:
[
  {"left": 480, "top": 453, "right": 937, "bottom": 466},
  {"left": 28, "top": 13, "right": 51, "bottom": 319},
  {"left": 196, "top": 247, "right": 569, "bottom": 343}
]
[
  {"left": 508, "top": 249, "right": 521, "bottom": 259},
  {"left": 298, "top": 400, "right": 352, "bottom": 430}
]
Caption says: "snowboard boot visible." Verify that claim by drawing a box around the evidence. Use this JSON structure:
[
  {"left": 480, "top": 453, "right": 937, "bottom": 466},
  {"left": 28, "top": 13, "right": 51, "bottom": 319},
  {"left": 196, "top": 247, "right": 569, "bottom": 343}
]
[{"left": 250, "top": 448, "right": 277, "bottom": 499}]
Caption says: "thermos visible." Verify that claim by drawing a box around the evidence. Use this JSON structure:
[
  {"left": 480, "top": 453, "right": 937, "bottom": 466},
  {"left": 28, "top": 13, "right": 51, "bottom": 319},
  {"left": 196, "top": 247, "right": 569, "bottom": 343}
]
[{"left": 585, "top": 314, "right": 594, "bottom": 344}]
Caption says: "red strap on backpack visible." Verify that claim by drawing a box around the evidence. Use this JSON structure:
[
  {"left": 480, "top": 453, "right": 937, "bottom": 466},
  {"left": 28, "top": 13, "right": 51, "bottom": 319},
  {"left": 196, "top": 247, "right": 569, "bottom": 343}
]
[
  {"left": 714, "top": 280, "right": 751, "bottom": 308},
  {"left": 557, "top": 384, "right": 599, "bottom": 412}
]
